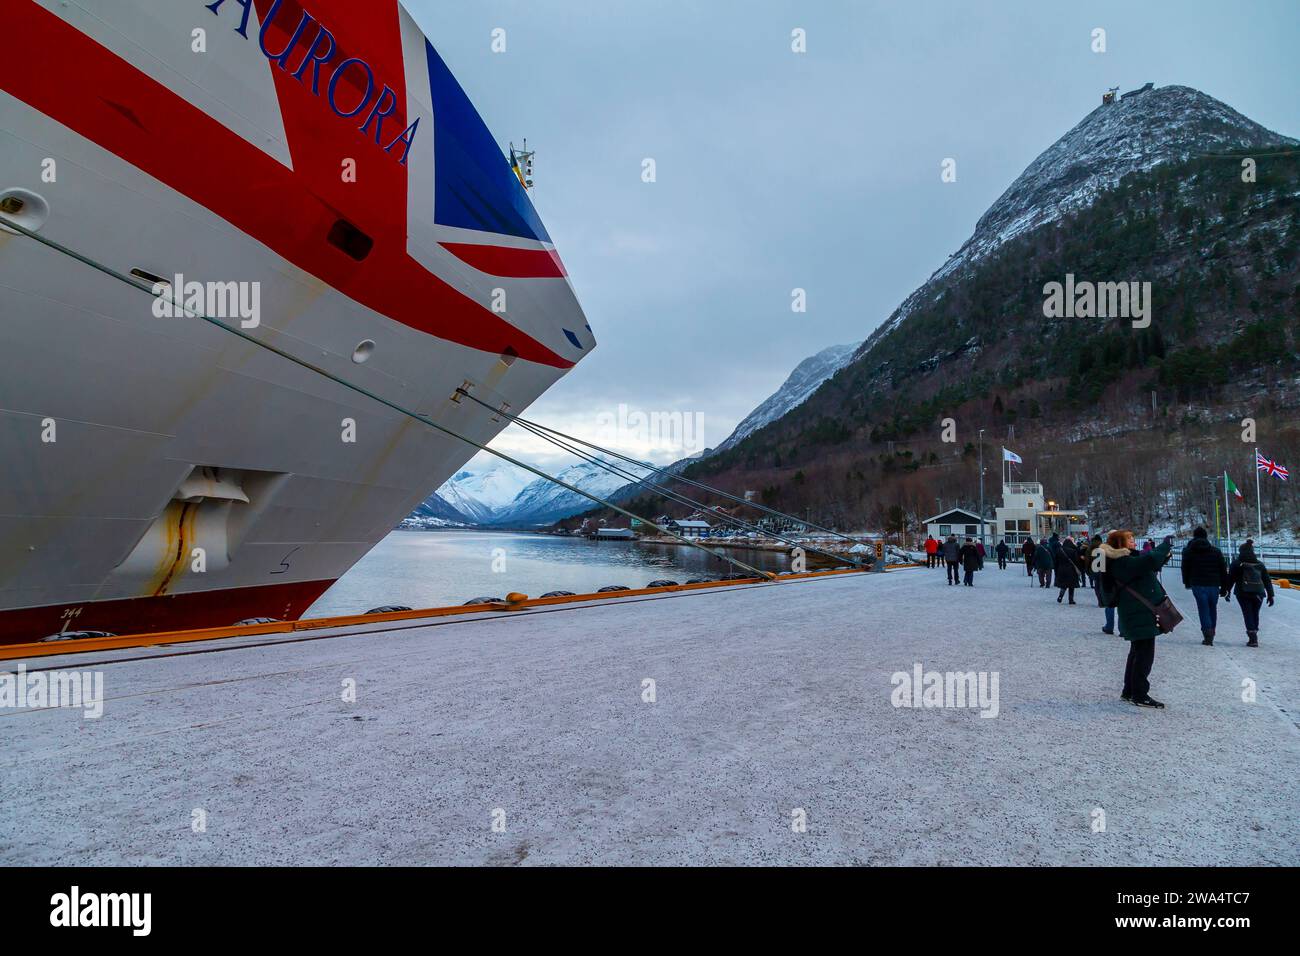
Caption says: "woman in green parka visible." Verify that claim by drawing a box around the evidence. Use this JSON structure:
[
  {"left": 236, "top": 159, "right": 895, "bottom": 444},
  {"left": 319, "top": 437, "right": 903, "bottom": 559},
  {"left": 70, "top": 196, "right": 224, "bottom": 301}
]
[{"left": 1098, "top": 529, "right": 1173, "bottom": 708}]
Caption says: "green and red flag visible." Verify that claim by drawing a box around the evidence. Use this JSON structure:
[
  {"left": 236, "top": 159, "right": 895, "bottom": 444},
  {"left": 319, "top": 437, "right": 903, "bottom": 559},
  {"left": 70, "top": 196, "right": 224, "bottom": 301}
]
[{"left": 1225, "top": 473, "right": 1244, "bottom": 501}]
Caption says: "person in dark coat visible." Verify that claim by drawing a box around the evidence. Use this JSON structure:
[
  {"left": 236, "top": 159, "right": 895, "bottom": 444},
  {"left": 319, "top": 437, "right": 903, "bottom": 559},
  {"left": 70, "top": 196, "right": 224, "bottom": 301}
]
[
  {"left": 995, "top": 538, "right": 1009, "bottom": 570},
  {"left": 1224, "top": 540, "right": 1274, "bottom": 647},
  {"left": 1100, "top": 530, "right": 1173, "bottom": 708},
  {"left": 1097, "top": 530, "right": 1118, "bottom": 634},
  {"left": 1021, "top": 537, "right": 1036, "bottom": 577},
  {"left": 942, "top": 534, "right": 961, "bottom": 586},
  {"left": 1076, "top": 537, "right": 1092, "bottom": 587},
  {"left": 1055, "top": 537, "right": 1081, "bottom": 604},
  {"left": 1048, "top": 533, "right": 1063, "bottom": 566},
  {"left": 1033, "top": 538, "right": 1054, "bottom": 588},
  {"left": 958, "top": 537, "right": 981, "bottom": 586},
  {"left": 1180, "top": 527, "right": 1228, "bottom": 645}
]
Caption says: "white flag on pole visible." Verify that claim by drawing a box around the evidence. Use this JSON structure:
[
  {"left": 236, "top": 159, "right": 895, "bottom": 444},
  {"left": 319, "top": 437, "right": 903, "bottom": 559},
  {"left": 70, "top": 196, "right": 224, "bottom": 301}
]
[{"left": 1002, "top": 448, "right": 1022, "bottom": 464}]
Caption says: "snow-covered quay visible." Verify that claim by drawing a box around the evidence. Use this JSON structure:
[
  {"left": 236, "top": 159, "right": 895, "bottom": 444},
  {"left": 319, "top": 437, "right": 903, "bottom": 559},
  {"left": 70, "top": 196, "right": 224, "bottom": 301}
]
[{"left": 2, "top": 566, "right": 1297, "bottom": 866}]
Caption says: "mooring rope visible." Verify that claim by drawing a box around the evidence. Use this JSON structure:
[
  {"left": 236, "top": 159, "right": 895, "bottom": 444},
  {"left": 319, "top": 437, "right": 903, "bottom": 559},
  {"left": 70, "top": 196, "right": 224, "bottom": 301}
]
[{"left": 0, "top": 214, "right": 777, "bottom": 581}]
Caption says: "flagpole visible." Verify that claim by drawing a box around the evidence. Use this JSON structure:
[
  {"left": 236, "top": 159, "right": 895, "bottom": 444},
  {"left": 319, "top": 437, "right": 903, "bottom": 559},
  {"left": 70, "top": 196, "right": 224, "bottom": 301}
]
[
  {"left": 1223, "top": 472, "right": 1232, "bottom": 551},
  {"left": 1254, "top": 447, "right": 1263, "bottom": 541}
]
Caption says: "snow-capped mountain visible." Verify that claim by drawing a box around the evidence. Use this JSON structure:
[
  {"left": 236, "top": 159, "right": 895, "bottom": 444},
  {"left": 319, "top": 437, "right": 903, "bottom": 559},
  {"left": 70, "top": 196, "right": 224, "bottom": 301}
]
[
  {"left": 714, "top": 341, "right": 861, "bottom": 452},
  {"left": 408, "top": 491, "right": 472, "bottom": 525},
  {"left": 687, "top": 83, "right": 1300, "bottom": 533},
  {"left": 491, "top": 458, "right": 653, "bottom": 526},
  {"left": 420, "top": 460, "right": 534, "bottom": 524},
  {"left": 409, "top": 457, "right": 653, "bottom": 527},
  {"left": 863, "top": 84, "right": 1298, "bottom": 351}
]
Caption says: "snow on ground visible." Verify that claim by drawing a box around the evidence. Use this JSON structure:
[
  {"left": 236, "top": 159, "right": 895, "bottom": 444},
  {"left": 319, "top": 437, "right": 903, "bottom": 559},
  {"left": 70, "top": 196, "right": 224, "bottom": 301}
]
[{"left": 2, "top": 566, "right": 1297, "bottom": 866}]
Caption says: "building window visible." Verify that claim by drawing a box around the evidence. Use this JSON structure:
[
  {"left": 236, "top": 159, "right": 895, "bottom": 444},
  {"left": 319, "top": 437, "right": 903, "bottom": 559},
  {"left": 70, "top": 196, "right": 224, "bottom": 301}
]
[
  {"left": 965, "top": 525, "right": 977, "bottom": 536},
  {"left": 939, "top": 525, "right": 951, "bottom": 536}
]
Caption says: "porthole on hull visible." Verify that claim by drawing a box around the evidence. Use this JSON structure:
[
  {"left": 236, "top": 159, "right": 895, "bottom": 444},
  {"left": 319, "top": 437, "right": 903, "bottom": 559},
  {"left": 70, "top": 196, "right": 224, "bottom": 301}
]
[{"left": 352, "top": 340, "right": 376, "bottom": 364}]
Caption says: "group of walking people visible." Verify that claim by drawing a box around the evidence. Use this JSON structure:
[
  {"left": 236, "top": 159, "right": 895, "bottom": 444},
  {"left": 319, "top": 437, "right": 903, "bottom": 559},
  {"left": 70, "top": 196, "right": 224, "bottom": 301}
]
[
  {"left": 1021, "top": 531, "right": 1092, "bottom": 603},
  {"left": 924, "top": 533, "right": 985, "bottom": 586},
  {"left": 921, "top": 525, "right": 1280, "bottom": 710}
]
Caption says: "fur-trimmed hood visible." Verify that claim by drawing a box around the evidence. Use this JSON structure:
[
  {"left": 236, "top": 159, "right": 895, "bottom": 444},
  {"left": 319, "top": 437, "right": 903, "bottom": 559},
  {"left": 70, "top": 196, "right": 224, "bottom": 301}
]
[{"left": 1098, "top": 543, "right": 1131, "bottom": 560}]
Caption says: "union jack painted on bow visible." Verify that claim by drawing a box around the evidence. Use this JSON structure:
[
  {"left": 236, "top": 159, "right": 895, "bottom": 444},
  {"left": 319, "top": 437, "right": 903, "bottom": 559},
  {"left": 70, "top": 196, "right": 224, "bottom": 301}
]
[{"left": 1257, "top": 451, "right": 1289, "bottom": 481}]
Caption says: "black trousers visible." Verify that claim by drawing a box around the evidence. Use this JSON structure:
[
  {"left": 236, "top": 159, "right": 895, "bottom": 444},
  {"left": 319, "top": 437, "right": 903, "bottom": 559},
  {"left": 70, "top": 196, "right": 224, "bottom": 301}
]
[
  {"left": 1025, "top": 559, "right": 1034, "bottom": 577},
  {"left": 997, "top": 555, "right": 1007, "bottom": 569},
  {"left": 1037, "top": 569, "right": 1050, "bottom": 587},
  {"left": 946, "top": 561, "right": 960, "bottom": 584},
  {"left": 1123, "top": 637, "right": 1156, "bottom": 699},
  {"left": 1057, "top": 586, "right": 1075, "bottom": 602}
]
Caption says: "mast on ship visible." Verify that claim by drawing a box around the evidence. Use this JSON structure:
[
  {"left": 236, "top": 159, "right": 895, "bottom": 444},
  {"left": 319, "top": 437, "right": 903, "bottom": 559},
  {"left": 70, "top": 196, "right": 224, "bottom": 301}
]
[{"left": 509, "top": 139, "right": 535, "bottom": 190}]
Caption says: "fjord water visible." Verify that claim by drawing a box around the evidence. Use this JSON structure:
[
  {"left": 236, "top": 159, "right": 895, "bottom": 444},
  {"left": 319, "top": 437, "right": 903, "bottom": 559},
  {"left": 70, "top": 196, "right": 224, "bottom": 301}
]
[{"left": 305, "top": 530, "right": 796, "bottom": 617}]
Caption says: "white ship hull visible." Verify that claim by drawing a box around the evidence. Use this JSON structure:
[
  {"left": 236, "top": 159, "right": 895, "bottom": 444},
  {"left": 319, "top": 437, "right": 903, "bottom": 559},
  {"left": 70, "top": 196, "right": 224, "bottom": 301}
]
[{"left": 0, "top": 0, "right": 594, "bottom": 640}]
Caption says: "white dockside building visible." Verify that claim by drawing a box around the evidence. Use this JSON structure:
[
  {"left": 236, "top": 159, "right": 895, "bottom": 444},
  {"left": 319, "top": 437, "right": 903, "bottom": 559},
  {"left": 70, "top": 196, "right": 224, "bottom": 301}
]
[{"left": 923, "top": 483, "right": 1089, "bottom": 549}]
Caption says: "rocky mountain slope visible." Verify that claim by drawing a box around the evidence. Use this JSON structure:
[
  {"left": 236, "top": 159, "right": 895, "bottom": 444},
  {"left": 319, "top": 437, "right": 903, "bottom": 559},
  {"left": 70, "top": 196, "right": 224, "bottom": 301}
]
[
  {"left": 681, "top": 85, "right": 1300, "bottom": 535},
  {"left": 714, "top": 341, "right": 862, "bottom": 452},
  {"left": 864, "top": 86, "right": 1296, "bottom": 352}
]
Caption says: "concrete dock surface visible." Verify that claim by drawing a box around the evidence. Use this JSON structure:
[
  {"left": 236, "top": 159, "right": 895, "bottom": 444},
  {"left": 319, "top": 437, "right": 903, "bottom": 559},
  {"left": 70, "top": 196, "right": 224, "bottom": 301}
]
[{"left": 2, "top": 566, "right": 1297, "bottom": 865}]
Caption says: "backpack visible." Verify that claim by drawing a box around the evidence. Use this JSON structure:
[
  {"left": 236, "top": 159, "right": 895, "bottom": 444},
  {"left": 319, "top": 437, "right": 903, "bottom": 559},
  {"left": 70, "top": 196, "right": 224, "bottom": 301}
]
[{"left": 1239, "top": 561, "right": 1266, "bottom": 595}]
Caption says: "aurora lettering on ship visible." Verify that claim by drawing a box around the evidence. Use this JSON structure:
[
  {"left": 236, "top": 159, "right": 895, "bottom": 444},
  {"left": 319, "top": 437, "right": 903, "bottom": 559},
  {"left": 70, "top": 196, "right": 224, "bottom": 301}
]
[
  {"left": 0, "top": 0, "right": 593, "bottom": 641},
  {"left": 206, "top": 0, "right": 421, "bottom": 166}
]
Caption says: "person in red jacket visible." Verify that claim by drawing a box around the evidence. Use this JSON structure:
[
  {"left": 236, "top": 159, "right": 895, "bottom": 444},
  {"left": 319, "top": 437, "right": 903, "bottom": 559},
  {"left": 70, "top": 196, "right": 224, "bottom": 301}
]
[{"left": 924, "top": 535, "right": 939, "bottom": 568}]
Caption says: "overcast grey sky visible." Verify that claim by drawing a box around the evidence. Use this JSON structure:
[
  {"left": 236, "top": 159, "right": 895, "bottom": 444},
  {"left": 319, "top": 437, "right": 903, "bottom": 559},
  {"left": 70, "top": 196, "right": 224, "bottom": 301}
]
[{"left": 404, "top": 0, "right": 1300, "bottom": 472}]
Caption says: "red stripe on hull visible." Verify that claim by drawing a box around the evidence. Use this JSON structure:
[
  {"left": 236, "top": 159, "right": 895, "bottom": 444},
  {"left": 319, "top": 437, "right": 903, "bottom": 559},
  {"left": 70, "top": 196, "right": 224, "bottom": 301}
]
[
  {"left": 0, "top": 579, "right": 335, "bottom": 645},
  {"left": 440, "top": 243, "right": 567, "bottom": 278},
  {"left": 2, "top": 1, "right": 572, "bottom": 369}
]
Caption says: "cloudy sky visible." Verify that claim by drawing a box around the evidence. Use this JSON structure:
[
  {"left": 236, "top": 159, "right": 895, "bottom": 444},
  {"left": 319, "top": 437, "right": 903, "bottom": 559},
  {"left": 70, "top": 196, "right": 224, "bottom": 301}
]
[{"left": 404, "top": 0, "right": 1300, "bottom": 474}]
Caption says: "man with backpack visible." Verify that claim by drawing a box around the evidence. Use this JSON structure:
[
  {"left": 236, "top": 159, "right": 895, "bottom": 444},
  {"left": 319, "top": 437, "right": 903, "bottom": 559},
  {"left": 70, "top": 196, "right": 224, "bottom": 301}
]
[
  {"left": 1180, "top": 527, "right": 1228, "bottom": 645},
  {"left": 1033, "top": 538, "right": 1054, "bottom": 588},
  {"left": 942, "top": 534, "right": 961, "bottom": 586},
  {"left": 1223, "top": 539, "right": 1274, "bottom": 647}
]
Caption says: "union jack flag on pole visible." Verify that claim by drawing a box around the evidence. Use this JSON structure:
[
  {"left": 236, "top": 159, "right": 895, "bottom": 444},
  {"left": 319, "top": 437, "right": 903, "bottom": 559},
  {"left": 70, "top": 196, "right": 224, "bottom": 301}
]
[{"left": 1257, "top": 451, "right": 1290, "bottom": 481}]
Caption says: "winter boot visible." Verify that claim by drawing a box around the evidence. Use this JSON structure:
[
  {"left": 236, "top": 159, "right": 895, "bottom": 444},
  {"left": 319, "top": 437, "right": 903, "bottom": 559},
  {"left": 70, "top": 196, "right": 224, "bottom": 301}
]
[
  {"left": 1132, "top": 695, "right": 1165, "bottom": 709},
  {"left": 1247, "top": 631, "right": 1259, "bottom": 647},
  {"left": 1201, "top": 628, "right": 1213, "bottom": 646}
]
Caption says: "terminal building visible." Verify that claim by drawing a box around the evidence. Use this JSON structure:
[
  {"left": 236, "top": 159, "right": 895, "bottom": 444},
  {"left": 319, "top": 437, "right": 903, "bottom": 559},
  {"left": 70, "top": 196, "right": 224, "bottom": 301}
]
[
  {"left": 995, "top": 482, "right": 1089, "bottom": 548},
  {"left": 923, "top": 483, "right": 1089, "bottom": 550}
]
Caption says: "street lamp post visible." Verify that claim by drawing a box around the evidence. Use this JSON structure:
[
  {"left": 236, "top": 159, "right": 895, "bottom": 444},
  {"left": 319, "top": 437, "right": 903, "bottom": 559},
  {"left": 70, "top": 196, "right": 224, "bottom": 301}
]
[{"left": 978, "top": 428, "right": 986, "bottom": 550}]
